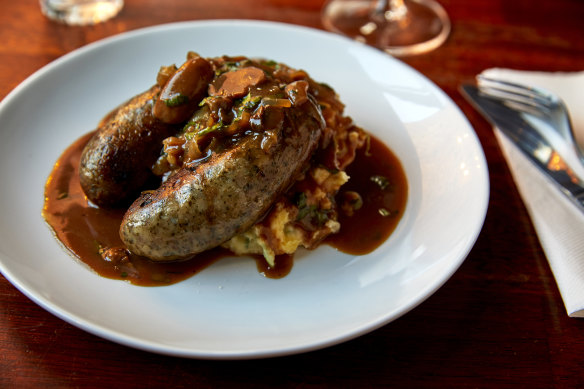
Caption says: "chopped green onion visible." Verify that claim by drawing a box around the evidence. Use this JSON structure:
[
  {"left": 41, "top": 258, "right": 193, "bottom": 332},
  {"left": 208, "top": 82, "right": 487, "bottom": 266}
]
[
  {"left": 262, "top": 59, "right": 278, "bottom": 67},
  {"left": 240, "top": 93, "right": 261, "bottom": 111},
  {"left": 349, "top": 197, "right": 363, "bottom": 211},
  {"left": 378, "top": 208, "right": 391, "bottom": 217},
  {"left": 198, "top": 96, "right": 212, "bottom": 107},
  {"left": 197, "top": 120, "right": 224, "bottom": 137},
  {"left": 295, "top": 192, "right": 332, "bottom": 226},
  {"left": 370, "top": 175, "right": 390, "bottom": 190},
  {"left": 164, "top": 94, "right": 189, "bottom": 107},
  {"left": 316, "top": 209, "right": 332, "bottom": 226}
]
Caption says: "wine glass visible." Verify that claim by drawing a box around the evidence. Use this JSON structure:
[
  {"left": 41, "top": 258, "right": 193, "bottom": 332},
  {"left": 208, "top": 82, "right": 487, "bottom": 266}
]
[
  {"left": 40, "top": 0, "right": 124, "bottom": 25},
  {"left": 322, "top": 0, "right": 451, "bottom": 56}
]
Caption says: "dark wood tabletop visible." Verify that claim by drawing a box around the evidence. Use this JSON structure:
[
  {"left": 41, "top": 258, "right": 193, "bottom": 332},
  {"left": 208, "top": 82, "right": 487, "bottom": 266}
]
[{"left": 2, "top": 0, "right": 584, "bottom": 387}]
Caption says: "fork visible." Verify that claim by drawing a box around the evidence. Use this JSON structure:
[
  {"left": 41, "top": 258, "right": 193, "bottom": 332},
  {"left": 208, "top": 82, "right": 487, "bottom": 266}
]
[{"left": 476, "top": 75, "right": 584, "bottom": 166}]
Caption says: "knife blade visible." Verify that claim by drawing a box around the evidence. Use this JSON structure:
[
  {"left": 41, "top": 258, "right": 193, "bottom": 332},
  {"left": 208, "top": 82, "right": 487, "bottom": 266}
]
[{"left": 461, "top": 84, "right": 584, "bottom": 211}]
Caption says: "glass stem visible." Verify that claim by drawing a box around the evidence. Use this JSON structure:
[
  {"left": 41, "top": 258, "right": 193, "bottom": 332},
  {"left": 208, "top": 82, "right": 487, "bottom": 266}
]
[{"left": 374, "top": 0, "right": 407, "bottom": 22}]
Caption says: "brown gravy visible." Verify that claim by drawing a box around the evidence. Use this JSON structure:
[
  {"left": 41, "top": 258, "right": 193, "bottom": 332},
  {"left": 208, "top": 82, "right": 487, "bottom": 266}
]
[{"left": 42, "top": 132, "right": 407, "bottom": 286}]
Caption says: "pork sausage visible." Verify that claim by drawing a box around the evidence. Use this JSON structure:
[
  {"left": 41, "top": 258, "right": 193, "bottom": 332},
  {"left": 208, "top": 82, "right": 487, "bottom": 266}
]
[
  {"left": 80, "top": 56, "right": 214, "bottom": 207},
  {"left": 79, "top": 86, "right": 180, "bottom": 207},
  {"left": 120, "top": 97, "right": 325, "bottom": 261}
]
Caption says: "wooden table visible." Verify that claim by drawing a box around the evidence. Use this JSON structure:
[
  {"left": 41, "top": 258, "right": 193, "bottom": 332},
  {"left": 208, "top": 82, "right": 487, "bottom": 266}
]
[{"left": 1, "top": 0, "right": 583, "bottom": 387}]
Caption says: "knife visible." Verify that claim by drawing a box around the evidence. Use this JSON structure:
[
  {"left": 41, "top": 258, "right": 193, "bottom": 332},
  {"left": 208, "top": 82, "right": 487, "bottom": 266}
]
[{"left": 461, "top": 84, "right": 584, "bottom": 211}]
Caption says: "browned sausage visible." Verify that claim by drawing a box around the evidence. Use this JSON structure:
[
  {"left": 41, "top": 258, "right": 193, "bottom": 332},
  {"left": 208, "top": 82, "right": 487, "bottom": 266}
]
[
  {"left": 79, "top": 86, "right": 180, "bottom": 207},
  {"left": 119, "top": 97, "right": 325, "bottom": 261},
  {"left": 79, "top": 56, "right": 214, "bottom": 207}
]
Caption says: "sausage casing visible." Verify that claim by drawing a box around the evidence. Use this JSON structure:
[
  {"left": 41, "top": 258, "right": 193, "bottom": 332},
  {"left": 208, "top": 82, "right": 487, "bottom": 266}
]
[
  {"left": 79, "top": 86, "right": 180, "bottom": 207},
  {"left": 120, "top": 98, "right": 325, "bottom": 261}
]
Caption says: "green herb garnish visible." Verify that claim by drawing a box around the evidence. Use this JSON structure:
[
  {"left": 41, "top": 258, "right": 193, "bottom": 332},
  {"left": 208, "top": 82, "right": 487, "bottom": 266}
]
[
  {"left": 378, "top": 208, "right": 391, "bottom": 217},
  {"left": 378, "top": 208, "right": 398, "bottom": 217},
  {"left": 295, "top": 192, "right": 333, "bottom": 226},
  {"left": 164, "top": 93, "right": 189, "bottom": 107},
  {"left": 239, "top": 92, "right": 261, "bottom": 112},
  {"left": 370, "top": 175, "right": 390, "bottom": 190},
  {"left": 262, "top": 59, "right": 278, "bottom": 67}
]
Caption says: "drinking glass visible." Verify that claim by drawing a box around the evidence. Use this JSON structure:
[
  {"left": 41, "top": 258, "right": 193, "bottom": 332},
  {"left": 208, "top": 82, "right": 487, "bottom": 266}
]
[
  {"left": 322, "top": 0, "right": 451, "bottom": 56},
  {"left": 40, "top": 0, "right": 124, "bottom": 25}
]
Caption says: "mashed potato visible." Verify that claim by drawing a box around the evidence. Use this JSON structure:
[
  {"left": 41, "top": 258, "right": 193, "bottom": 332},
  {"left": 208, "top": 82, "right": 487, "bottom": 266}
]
[{"left": 223, "top": 166, "right": 352, "bottom": 267}]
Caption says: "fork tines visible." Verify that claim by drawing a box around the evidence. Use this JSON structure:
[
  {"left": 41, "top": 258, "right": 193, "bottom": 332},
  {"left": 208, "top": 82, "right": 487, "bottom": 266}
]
[{"left": 476, "top": 75, "right": 556, "bottom": 116}]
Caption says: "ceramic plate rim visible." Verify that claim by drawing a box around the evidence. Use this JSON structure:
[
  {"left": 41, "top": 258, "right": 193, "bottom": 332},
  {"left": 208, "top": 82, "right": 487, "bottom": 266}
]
[{"left": 0, "top": 20, "right": 489, "bottom": 359}]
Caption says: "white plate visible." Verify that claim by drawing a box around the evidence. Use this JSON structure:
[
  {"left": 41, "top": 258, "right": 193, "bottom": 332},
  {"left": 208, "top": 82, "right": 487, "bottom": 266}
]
[{"left": 0, "top": 20, "right": 488, "bottom": 359}]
